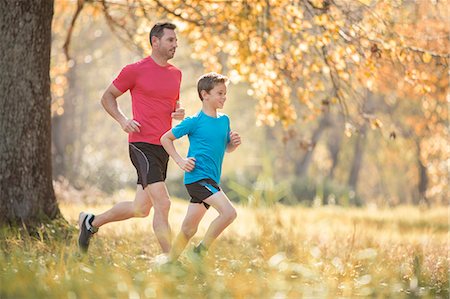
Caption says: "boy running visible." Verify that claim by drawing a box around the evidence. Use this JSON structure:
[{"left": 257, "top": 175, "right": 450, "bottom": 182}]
[{"left": 160, "top": 72, "right": 241, "bottom": 260}]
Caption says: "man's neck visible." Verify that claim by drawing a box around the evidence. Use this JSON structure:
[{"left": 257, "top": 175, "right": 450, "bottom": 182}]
[{"left": 150, "top": 53, "right": 169, "bottom": 66}]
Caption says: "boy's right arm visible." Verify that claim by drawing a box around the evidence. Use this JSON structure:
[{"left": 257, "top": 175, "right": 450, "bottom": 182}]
[
  {"left": 101, "top": 83, "right": 141, "bottom": 133},
  {"left": 160, "top": 131, "right": 196, "bottom": 172}
]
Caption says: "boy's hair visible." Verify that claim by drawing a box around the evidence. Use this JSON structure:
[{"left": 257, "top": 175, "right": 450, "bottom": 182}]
[
  {"left": 197, "top": 72, "right": 229, "bottom": 101},
  {"left": 149, "top": 22, "right": 176, "bottom": 46}
]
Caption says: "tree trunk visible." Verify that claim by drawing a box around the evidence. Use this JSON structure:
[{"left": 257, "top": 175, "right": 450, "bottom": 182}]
[
  {"left": 327, "top": 122, "right": 343, "bottom": 180},
  {"left": 348, "top": 124, "right": 367, "bottom": 191},
  {"left": 296, "top": 111, "right": 331, "bottom": 177},
  {"left": 0, "top": 0, "right": 60, "bottom": 226},
  {"left": 415, "top": 139, "right": 429, "bottom": 205}
]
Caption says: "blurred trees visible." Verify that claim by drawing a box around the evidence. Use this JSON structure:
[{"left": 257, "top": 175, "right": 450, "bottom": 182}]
[
  {"left": 0, "top": 0, "right": 60, "bottom": 225},
  {"left": 52, "top": 0, "right": 448, "bottom": 205}
]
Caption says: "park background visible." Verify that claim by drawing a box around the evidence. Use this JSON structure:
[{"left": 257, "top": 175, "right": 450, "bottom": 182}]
[{"left": 0, "top": 0, "right": 448, "bottom": 298}]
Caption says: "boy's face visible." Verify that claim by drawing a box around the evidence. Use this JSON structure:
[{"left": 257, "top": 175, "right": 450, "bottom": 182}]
[{"left": 204, "top": 83, "right": 227, "bottom": 109}]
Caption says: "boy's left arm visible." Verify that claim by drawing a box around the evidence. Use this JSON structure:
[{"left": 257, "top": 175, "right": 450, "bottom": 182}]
[{"left": 226, "top": 131, "right": 241, "bottom": 153}]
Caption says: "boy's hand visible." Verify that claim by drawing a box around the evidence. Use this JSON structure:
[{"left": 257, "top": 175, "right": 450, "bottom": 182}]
[
  {"left": 229, "top": 131, "right": 241, "bottom": 147},
  {"left": 172, "top": 101, "right": 185, "bottom": 120},
  {"left": 176, "top": 157, "right": 196, "bottom": 172}
]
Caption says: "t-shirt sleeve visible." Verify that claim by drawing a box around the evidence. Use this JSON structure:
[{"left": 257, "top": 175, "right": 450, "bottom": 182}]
[
  {"left": 226, "top": 116, "right": 231, "bottom": 144},
  {"left": 112, "top": 64, "right": 136, "bottom": 93},
  {"left": 172, "top": 116, "right": 195, "bottom": 139}
]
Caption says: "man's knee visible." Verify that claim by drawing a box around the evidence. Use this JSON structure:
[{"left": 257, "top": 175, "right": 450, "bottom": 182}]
[
  {"left": 134, "top": 204, "right": 150, "bottom": 217},
  {"left": 154, "top": 198, "right": 171, "bottom": 213}
]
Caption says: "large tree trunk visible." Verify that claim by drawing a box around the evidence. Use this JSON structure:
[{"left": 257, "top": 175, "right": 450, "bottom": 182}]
[{"left": 0, "top": 0, "right": 60, "bottom": 226}]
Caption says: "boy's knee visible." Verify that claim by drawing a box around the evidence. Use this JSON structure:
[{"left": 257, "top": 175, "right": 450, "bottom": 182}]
[
  {"left": 224, "top": 208, "right": 237, "bottom": 223},
  {"left": 181, "top": 225, "right": 197, "bottom": 239}
]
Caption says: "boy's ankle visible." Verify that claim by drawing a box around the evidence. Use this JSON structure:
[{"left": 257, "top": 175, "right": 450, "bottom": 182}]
[{"left": 194, "top": 242, "right": 207, "bottom": 255}]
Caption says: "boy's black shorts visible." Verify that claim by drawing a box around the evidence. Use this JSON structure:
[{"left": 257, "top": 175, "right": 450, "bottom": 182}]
[
  {"left": 185, "top": 178, "right": 221, "bottom": 210},
  {"left": 129, "top": 142, "right": 169, "bottom": 188}
]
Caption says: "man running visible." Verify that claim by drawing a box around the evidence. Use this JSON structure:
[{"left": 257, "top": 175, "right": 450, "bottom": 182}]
[{"left": 78, "top": 22, "right": 184, "bottom": 254}]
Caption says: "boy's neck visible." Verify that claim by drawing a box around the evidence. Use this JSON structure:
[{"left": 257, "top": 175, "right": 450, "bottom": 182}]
[{"left": 202, "top": 105, "right": 218, "bottom": 118}]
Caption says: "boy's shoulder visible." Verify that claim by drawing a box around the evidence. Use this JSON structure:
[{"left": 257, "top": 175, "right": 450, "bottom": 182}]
[{"left": 217, "top": 112, "right": 229, "bottom": 118}]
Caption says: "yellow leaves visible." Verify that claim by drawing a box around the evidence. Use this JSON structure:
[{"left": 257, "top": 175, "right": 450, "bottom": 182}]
[
  {"left": 422, "top": 52, "right": 433, "bottom": 63},
  {"left": 357, "top": 0, "right": 373, "bottom": 5},
  {"left": 314, "top": 14, "right": 329, "bottom": 26},
  {"left": 366, "top": 79, "right": 374, "bottom": 90},
  {"left": 299, "top": 43, "right": 309, "bottom": 52},
  {"left": 414, "top": 84, "right": 432, "bottom": 94},
  {"left": 345, "top": 122, "right": 355, "bottom": 137},
  {"left": 370, "top": 118, "right": 383, "bottom": 130}
]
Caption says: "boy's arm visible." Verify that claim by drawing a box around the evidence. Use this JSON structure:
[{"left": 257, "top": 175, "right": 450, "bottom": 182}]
[
  {"left": 226, "top": 131, "right": 241, "bottom": 153},
  {"left": 160, "top": 131, "right": 196, "bottom": 172}
]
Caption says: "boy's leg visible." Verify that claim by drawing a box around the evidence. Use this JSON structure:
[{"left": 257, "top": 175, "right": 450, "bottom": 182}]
[
  {"left": 145, "top": 182, "right": 172, "bottom": 253},
  {"left": 201, "top": 191, "right": 237, "bottom": 249},
  {"left": 170, "top": 203, "right": 208, "bottom": 261},
  {"left": 92, "top": 185, "right": 152, "bottom": 228}
]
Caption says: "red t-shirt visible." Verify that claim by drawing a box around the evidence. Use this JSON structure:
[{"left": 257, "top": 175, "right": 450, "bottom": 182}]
[{"left": 113, "top": 56, "right": 182, "bottom": 145}]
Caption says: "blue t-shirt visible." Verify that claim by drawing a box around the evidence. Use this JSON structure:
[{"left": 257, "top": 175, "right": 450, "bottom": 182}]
[{"left": 172, "top": 110, "right": 231, "bottom": 184}]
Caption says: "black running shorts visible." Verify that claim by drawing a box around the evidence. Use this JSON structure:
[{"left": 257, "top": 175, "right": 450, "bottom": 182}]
[
  {"left": 129, "top": 142, "right": 169, "bottom": 188},
  {"left": 185, "top": 178, "right": 221, "bottom": 210}
]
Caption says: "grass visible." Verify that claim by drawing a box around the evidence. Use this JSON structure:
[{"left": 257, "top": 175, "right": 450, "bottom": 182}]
[{"left": 0, "top": 197, "right": 448, "bottom": 299}]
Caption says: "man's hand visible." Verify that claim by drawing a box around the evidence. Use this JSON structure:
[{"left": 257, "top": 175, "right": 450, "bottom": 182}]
[
  {"left": 171, "top": 101, "right": 185, "bottom": 120},
  {"left": 176, "top": 157, "right": 196, "bottom": 172},
  {"left": 120, "top": 119, "right": 141, "bottom": 133},
  {"left": 229, "top": 131, "right": 241, "bottom": 147}
]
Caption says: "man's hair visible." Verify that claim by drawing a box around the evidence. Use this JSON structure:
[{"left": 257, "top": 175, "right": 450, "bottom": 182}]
[
  {"left": 149, "top": 22, "right": 176, "bottom": 46},
  {"left": 197, "top": 72, "right": 229, "bottom": 101}
]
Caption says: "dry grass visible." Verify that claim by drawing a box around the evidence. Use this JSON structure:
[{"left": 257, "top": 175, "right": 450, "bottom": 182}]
[{"left": 0, "top": 197, "right": 448, "bottom": 299}]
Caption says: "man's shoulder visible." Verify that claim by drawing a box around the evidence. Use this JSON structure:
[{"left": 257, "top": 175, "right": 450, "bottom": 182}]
[{"left": 166, "top": 63, "right": 182, "bottom": 75}]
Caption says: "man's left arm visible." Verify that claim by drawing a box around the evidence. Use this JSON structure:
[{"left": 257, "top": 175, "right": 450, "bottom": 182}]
[{"left": 171, "top": 100, "right": 185, "bottom": 120}]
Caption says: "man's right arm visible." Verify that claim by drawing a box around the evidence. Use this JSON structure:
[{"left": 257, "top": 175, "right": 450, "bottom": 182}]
[{"left": 101, "top": 84, "right": 141, "bottom": 133}]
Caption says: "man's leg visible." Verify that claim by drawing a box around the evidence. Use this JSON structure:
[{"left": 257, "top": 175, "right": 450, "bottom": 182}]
[
  {"left": 201, "top": 191, "right": 237, "bottom": 249},
  {"left": 91, "top": 185, "right": 152, "bottom": 228},
  {"left": 78, "top": 185, "right": 152, "bottom": 252},
  {"left": 170, "top": 203, "right": 207, "bottom": 261},
  {"left": 145, "top": 182, "right": 172, "bottom": 253}
]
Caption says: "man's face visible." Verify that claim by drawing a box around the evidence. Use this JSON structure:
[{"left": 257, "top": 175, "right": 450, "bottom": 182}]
[{"left": 153, "top": 28, "right": 178, "bottom": 60}]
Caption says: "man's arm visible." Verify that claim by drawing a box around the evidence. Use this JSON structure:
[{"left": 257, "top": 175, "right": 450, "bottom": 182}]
[
  {"left": 101, "top": 84, "right": 141, "bottom": 133},
  {"left": 160, "top": 131, "right": 196, "bottom": 172},
  {"left": 226, "top": 131, "right": 241, "bottom": 153}
]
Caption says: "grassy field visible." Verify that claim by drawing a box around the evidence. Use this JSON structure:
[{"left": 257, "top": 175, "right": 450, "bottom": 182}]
[{"left": 0, "top": 197, "right": 448, "bottom": 299}]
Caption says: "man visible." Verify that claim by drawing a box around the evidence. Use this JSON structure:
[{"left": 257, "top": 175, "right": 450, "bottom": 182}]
[{"left": 78, "top": 22, "right": 185, "bottom": 254}]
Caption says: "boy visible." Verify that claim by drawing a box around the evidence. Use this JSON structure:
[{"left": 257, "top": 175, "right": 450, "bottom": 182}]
[{"left": 160, "top": 72, "right": 241, "bottom": 261}]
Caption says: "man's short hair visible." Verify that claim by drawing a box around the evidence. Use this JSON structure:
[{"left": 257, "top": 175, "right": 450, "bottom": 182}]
[
  {"left": 197, "top": 72, "right": 229, "bottom": 101},
  {"left": 149, "top": 22, "right": 176, "bottom": 46}
]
